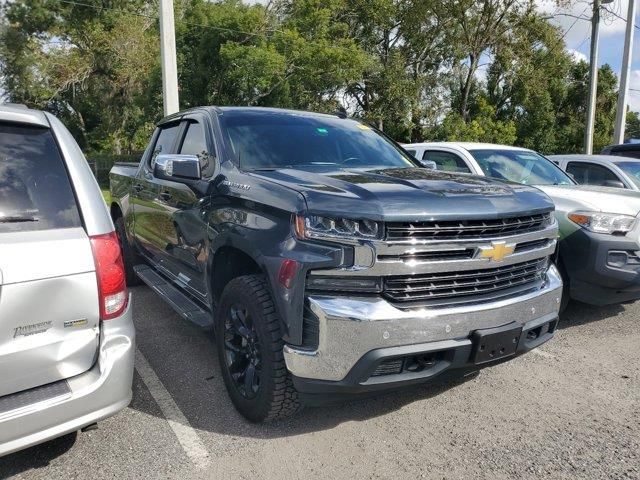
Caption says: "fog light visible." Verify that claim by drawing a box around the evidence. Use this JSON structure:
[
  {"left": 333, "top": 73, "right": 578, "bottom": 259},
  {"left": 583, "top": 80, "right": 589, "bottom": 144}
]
[
  {"left": 306, "top": 276, "right": 382, "bottom": 292},
  {"left": 607, "top": 251, "right": 628, "bottom": 268}
]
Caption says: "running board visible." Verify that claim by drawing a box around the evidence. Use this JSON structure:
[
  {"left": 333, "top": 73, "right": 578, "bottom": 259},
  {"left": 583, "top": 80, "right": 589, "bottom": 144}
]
[{"left": 134, "top": 264, "right": 213, "bottom": 329}]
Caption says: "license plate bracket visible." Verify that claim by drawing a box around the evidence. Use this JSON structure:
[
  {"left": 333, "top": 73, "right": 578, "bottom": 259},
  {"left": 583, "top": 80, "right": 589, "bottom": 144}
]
[{"left": 472, "top": 323, "right": 522, "bottom": 365}]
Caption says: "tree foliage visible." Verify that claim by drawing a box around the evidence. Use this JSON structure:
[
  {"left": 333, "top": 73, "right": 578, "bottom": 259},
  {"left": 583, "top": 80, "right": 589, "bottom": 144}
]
[{"left": 0, "top": 0, "right": 632, "bottom": 155}]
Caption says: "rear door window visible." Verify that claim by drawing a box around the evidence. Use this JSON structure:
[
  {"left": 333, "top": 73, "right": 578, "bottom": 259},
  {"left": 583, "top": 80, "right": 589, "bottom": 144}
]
[
  {"left": 0, "top": 123, "right": 81, "bottom": 232},
  {"left": 423, "top": 150, "right": 471, "bottom": 173},
  {"left": 566, "top": 162, "right": 620, "bottom": 186}
]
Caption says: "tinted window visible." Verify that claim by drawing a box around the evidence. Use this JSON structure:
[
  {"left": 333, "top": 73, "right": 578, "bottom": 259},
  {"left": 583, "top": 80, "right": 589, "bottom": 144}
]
[
  {"left": 220, "top": 111, "right": 415, "bottom": 170},
  {"left": 179, "top": 121, "right": 215, "bottom": 177},
  {"left": 470, "top": 149, "right": 573, "bottom": 186},
  {"left": 566, "top": 162, "right": 620, "bottom": 186},
  {"left": 565, "top": 162, "right": 589, "bottom": 184},
  {"left": 613, "top": 162, "right": 640, "bottom": 188},
  {"left": 423, "top": 150, "right": 471, "bottom": 173},
  {"left": 150, "top": 123, "right": 180, "bottom": 167},
  {"left": 0, "top": 123, "right": 82, "bottom": 232}
]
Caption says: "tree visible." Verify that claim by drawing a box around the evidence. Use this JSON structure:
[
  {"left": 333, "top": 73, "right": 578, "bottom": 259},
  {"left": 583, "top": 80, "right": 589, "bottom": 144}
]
[
  {"left": 0, "top": 0, "right": 160, "bottom": 153},
  {"left": 626, "top": 111, "right": 640, "bottom": 141}
]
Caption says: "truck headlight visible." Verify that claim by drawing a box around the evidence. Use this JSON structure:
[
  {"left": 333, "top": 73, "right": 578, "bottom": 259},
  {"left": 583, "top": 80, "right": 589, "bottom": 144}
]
[
  {"left": 294, "top": 215, "right": 382, "bottom": 240},
  {"left": 567, "top": 211, "right": 636, "bottom": 235}
]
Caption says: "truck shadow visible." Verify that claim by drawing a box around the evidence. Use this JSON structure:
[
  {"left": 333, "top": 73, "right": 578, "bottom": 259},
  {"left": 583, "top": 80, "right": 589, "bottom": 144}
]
[
  {"left": 127, "top": 285, "right": 495, "bottom": 440},
  {"left": 132, "top": 357, "right": 479, "bottom": 440},
  {"left": 558, "top": 300, "right": 626, "bottom": 330}
]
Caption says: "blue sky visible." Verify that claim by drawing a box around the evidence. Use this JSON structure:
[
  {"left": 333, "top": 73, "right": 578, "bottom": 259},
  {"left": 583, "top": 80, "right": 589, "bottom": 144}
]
[{"left": 537, "top": 0, "right": 639, "bottom": 112}]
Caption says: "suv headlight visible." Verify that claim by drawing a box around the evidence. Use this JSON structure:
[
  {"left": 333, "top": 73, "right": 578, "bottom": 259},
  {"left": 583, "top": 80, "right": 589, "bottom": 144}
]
[
  {"left": 567, "top": 211, "right": 636, "bottom": 235},
  {"left": 294, "top": 215, "right": 382, "bottom": 240}
]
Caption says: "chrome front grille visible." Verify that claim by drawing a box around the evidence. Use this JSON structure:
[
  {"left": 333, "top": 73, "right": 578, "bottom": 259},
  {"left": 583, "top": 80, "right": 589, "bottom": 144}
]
[
  {"left": 386, "top": 213, "right": 552, "bottom": 241},
  {"left": 383, "top": 258, "right": 548, "bottom": 305}
]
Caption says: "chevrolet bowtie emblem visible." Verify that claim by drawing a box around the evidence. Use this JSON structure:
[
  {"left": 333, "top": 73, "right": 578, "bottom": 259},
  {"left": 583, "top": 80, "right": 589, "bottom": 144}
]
[{"left": 479, "top": 241, "right": 516, "bottom": 262}]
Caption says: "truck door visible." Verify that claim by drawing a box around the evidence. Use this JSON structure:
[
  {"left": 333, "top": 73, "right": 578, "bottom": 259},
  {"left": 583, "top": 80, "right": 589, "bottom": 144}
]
[
  {"left": 154, "top": 114, "right": 215, "bottom": 300},
  {"left": 131, "top": 121, "right": 182, "bottom": 264}
]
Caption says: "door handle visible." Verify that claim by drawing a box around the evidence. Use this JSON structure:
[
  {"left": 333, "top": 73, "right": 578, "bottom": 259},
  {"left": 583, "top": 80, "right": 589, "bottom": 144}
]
[
  {"left": 132, "top": 183, "right": 144, "bottom": 193},
  {"left": 159, "top": 191, "right": 172, "bottom": 201}
]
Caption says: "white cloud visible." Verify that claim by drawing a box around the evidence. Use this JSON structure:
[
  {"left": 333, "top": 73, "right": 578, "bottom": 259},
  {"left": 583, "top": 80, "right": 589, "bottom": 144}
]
[
  {"left": 567, "top": 48, "right": 588, "bottom": 63},
  {"left": 536, "top": 0, "right": 629, "bottom": 46}
]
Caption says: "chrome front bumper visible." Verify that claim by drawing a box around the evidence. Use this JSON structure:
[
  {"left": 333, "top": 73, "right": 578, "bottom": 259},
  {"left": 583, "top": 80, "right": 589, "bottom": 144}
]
[
  {"left": 0, "top": 298, "right": 135, "bottom": 457},
  {"left": 284, "top": 265, "right": 562, "bottom": 382}
]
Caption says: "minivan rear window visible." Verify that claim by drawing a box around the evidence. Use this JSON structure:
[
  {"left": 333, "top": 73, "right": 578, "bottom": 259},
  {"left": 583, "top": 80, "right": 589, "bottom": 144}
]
[{"left": 0, "top": 123, "right": 82, "bottom": 232}]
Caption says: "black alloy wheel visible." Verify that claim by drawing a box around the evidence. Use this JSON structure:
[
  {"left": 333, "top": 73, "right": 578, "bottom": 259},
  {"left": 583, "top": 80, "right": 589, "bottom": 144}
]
[
  {"left": 223, "top": 304, "right": 262, "bottom": 399},
  {"left": 215, "top": 274, "right": 301, "bottom": 422}
]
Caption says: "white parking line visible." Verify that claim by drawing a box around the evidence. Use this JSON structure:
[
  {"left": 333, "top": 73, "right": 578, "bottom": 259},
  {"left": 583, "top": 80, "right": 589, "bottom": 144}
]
[{"left": 135, "top": 349, "right": 210, "bottom": 469}]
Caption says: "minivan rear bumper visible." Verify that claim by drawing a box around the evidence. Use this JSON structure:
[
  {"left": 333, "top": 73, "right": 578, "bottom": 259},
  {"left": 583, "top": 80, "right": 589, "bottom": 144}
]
[{"left": 0, "top": 297, "right": 135, "bottom": 457}]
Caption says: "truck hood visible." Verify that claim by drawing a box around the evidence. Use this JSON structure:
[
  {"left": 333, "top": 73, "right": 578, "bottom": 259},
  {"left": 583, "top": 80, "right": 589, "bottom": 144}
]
[
  {"left": 536, "top": 184, "right": 640, "bottom": 217},
  {"left": 249, "top": 167, "right": 554, "bottom": 221}
]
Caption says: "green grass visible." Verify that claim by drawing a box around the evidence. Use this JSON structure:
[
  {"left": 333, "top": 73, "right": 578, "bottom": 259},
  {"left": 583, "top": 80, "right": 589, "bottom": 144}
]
[{"left": 101, "top": 188, "right": 111, "bottom": 205}]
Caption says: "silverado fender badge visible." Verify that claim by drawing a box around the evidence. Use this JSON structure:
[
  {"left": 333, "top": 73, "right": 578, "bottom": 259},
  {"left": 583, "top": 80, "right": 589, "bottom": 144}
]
[
  {"left": 222, "top": 180, "right": 251, "bottom": 191},
  {"left": 13, "top": 321, "right": 53, "bottom": 338},
  {"left": 478, "top": 241, "right": 516, "bottom": 262}
]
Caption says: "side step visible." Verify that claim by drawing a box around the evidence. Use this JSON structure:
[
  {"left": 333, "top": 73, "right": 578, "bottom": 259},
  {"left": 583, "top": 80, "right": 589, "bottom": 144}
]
[{"left": 134, "top": 265, "right": 214, "bottom": 329}]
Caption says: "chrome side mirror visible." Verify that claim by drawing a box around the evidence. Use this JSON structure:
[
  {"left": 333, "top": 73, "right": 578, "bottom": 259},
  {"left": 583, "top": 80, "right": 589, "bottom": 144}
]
[{"left": 154, "top": 154, "right": 201, "bottom": 181}]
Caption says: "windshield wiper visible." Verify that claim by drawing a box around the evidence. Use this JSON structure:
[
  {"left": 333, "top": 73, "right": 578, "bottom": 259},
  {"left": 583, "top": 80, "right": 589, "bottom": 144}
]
[{"left": 0, "top": 215, "right": 39, "bottom": 223}]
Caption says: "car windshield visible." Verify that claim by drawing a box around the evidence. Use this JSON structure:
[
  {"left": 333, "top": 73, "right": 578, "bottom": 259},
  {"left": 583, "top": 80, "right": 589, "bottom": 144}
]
[
  {"left": 469, "top": 149, "right": 574, "bottom": 186},
  {"left": 220, "top": 110, "right": 416, "bottom": 170},
  {"left": 615, "top": 162, "right": 640, "bottom": 189}
]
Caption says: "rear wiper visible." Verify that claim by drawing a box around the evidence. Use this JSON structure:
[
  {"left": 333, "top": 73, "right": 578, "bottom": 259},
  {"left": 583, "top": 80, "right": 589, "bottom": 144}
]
[{"left": 0, "top": 215, "right": 39, "bottom": 223}]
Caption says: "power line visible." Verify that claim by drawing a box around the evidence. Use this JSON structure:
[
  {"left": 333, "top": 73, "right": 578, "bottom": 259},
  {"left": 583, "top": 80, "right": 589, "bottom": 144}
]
[{"left": 602, "top": 5, "right": 640, "bottom": 30}]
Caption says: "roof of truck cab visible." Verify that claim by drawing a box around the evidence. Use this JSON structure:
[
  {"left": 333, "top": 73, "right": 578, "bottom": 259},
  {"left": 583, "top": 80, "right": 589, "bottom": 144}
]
[
  {"left": 549, "top": 153, "right": 640, "bottom": 164},
  {"left": 0, "top": 104, "right": 49, "bottom": 127},
  {"left": 215, "top": 106, "right": 346, "bottom": 119},
  {"left": 158, "top": 106, "right": 351, "bottom": 125},
  {"left": 404, "top": 141, "right": 531, "bottom": 152}
]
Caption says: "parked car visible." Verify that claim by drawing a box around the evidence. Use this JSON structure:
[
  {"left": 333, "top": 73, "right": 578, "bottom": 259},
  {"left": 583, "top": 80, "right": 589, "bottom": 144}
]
[
  {"left": 0, "top": 104, "right": 135, "bottom": 456},
  {"left": 601, "top": 142, "right": 640, "bottom": 159},
  {"left": 550, "top": 154, "right": 640, "bottom": 191},
  {"left": 405, "top": 142, "right": 640, "bottom": 309},
  {"left": 110, "top": 107, "right": 561, "bottom": 422}
]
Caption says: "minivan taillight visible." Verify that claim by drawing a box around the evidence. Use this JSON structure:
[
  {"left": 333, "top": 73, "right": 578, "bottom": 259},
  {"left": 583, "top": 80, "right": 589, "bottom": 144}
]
[{"left": 90, "top": 231, "right": 128, "bottom": 320}]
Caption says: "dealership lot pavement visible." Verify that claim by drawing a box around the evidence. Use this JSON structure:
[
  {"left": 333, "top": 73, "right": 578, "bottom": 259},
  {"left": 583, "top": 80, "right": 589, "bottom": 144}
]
[{"left": 1, "top": 286, "right": 638, "bottom": 480}]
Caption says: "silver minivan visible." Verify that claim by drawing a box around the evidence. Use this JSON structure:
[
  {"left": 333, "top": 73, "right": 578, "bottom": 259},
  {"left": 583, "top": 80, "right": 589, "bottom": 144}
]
[{"left": 0, "top": 104, "right": 135, "bottom": 456}]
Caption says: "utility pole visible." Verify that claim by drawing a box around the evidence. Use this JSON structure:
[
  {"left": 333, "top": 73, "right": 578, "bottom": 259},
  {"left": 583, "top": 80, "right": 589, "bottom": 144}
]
[
  {"left": 584, "top": 0, "right": 602, "bottom": 154},
  {"left": 613, "top": 0, "right": 637, "bottom": 144},
  {"left": 159, "top": 0, "right": 179, "bottom": 116}
]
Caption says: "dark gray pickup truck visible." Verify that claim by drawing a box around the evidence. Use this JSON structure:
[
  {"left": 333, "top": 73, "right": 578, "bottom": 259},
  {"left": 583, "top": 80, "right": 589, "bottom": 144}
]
[{"left": 110, "top": 106, "right": 562, "bottom": 422}]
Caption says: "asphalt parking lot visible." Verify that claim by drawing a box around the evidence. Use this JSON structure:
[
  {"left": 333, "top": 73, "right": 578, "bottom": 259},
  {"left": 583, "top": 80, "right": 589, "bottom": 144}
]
[{"left": 1, "top": 286, "right": 638, "bottom": 480}]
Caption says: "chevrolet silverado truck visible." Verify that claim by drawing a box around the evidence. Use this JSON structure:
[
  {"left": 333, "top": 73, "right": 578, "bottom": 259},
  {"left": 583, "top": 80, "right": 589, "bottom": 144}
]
[{"left": 110, "top": 107, "right": 562, "bottom": 422}]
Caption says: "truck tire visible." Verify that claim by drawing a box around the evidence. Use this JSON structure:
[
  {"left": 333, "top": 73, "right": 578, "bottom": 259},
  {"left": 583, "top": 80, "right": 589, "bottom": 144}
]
[
  {"left": 215, "top": 274, "right": 301, "bottom": 422},
  {"left": 114, "top": 216, "right": 141, "bottom": 286}
]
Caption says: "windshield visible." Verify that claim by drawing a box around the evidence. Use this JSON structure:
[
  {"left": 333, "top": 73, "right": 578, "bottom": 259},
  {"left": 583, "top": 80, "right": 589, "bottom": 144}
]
[
  {"left": 220, "top": 110, "right": 416, "bottom": 170},
  {"left": 615, "top": 162, "right": 640, "bottom": 189},
  {"left": 469, "top": 149, "right": 574, "bottom": 186}
]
